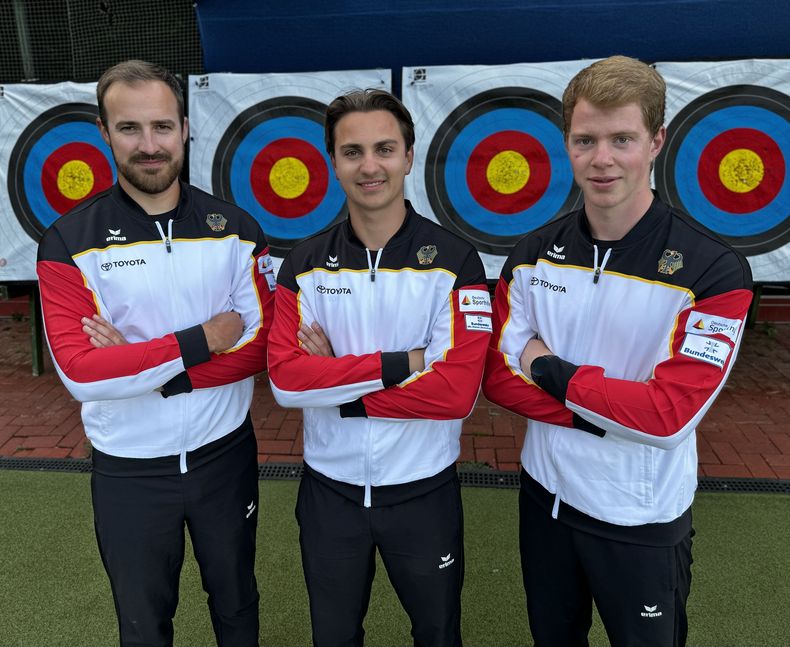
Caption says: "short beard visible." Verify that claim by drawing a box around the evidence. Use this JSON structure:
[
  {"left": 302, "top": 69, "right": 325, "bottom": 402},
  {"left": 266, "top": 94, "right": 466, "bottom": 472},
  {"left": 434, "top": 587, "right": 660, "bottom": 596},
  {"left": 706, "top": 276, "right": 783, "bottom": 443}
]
[{"left": 116, "top": 152, "right": 183, "bottom": 195}]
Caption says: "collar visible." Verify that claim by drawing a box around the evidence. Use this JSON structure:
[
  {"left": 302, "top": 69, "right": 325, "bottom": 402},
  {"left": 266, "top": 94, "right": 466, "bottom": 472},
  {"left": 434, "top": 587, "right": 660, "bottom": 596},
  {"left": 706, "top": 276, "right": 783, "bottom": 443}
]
[
  {"left": 110, "top": 179, "right": 192, "bottom": 223},
  {"left": 342, "top": 200, "right": 419, "bottom": 249},
  {"left": 578, "top": 192, "right": 668, "bottom": 249}
]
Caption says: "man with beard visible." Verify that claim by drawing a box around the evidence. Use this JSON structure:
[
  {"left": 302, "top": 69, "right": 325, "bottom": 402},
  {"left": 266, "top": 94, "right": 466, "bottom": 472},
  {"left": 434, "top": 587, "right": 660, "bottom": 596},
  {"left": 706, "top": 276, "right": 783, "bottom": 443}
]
[{"left": 36, "top": 60, "right": 275, "bottom": 647}]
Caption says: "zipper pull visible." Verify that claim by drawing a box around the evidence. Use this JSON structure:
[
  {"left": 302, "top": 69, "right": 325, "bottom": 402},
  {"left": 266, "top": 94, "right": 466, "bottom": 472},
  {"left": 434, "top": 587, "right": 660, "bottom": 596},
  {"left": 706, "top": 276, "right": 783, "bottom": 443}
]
[
  {"left": 370, "top": 267, "right": 376, "bottom": 282},
  {"left": 593, "top": 267, "right": 601, "bottom": 284},
  {"left": 165, "top": 237, "right": 172, "bottom": 253}
]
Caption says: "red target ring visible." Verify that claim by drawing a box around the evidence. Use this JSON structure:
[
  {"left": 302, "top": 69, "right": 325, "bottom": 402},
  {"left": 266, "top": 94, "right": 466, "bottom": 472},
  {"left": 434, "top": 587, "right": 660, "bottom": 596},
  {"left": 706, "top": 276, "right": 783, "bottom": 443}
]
[
  {"left": 250, "top": 137, "right": 328, "bottom": 219},
  {"left": 697, "top": 128, "right": 784, "bottom": 214},
  {"left": 465, "top": 130, "right": 550, "bottom": 214},
  {"left": 40, "top": 142, "right": 114, "bottom": 215}
]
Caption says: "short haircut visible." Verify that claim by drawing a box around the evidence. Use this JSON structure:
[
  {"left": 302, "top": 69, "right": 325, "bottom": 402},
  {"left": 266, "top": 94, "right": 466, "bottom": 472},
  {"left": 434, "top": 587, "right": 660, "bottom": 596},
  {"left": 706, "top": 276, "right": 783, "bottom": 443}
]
[
  {"left": 562, "top": 55, "right": 666, "bottom": 138},
  {"left": 324, "top": 89, "right": 415, "bottom": 155},
  {"left": 96, "top": 60, "right": 184, "bottom": 126}
]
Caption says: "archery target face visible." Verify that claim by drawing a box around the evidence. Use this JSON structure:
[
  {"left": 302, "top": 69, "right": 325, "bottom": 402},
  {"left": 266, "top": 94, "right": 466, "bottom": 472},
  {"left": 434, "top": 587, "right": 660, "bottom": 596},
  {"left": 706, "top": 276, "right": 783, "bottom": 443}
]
[
  {"left": 8, "top": 102, "right": 116, "bottom": 240},
  {"left": 403, "top": 62, "right": 589, "bottom": 277},
  {"left": 188, "top": 71, "right": 391, "bottom": 261},
  {"left": 426, "top": 87, "right": 579, "bottom": 255},
  {"left": 656, "top": 85, "right": 790, "bottom": 256}
]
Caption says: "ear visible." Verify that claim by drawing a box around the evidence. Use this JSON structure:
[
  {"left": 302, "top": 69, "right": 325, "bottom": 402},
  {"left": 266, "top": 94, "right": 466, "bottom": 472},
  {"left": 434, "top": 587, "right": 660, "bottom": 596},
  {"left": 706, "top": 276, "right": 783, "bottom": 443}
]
[
  {"left": 650, "top": 126, "right": 666, "bottom": 161},
  {"left": 405, "top": 146, "right": 414, "bottom": 176},
  {"left": 182, "top": 116, "right": 189, "bottom": 144},
  {"left": 329, "top": 152, "right": 338, "bottom": 177},
  {"left": 96, "top": 117, "right": 111, "bottom": 146}
]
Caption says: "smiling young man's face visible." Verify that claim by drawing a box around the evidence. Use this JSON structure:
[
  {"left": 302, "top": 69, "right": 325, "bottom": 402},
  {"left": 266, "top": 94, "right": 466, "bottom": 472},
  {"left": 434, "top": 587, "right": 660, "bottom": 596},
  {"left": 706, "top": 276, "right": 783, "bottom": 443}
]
[
  {"left": 330, "top": 109, "right": 413, "bottom": 218},
  {"left": 566, "top": 98, "right": 665, "bottom": 221}
]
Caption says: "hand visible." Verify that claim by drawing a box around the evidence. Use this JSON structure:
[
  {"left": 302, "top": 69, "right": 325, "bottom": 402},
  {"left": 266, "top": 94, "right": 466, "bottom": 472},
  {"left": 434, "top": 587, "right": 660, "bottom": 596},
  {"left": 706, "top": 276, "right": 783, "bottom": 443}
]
[
  {"left": 298, "top": 322, "right": 334, "bottom": 357},
  {"left": 519, "top": 337, "right": 553, "bottom": 381},
  {"left": 82, "top": 314, "right": 128, "bottom": 348},
  {"left": 408, "top": 348, "right": 425, "bottom": 373},
  {"left": 202, "top": 311, "right": 243, "bottom": 354}
]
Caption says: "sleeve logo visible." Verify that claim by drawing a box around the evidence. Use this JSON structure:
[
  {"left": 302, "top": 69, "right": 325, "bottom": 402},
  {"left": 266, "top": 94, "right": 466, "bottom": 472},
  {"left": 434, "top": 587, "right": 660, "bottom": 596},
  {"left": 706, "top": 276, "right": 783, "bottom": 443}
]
[
  {"left": 679, "top": 333, "right": 731, "bottom": 369},
  {"left": 459, "top": 289, "right": 492, "bottom": 313},
  {"left": 464, "top": 314, "right": 493, "bottom": 333},
  {"left": 684, "top": 312, "right": 742, "bottom": 342}
]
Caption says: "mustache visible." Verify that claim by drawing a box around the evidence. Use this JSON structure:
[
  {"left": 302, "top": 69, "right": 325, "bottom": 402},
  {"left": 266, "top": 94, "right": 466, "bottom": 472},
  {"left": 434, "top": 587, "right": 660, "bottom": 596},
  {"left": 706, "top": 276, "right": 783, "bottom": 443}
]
[{"left": 129, "top": 153, "right": 172, "bottom": 163}]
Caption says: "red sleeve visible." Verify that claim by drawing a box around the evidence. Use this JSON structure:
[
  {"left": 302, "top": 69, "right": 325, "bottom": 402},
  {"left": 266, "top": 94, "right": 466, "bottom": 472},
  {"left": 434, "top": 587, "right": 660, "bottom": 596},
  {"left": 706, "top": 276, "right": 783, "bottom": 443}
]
[
  {"left": 482, "top": 275, "right": 577, "bottom": 426},
  {"left": 358, "top": 283, "right": 490, "bottom": 420},
  {"left": 37, "top": 258, "right": 186, "bottom": 402},
  {"left": 563, "top": 289, "right": 753, "bottom": 448},
  {"left": 267, "top": 284, "right": 394, "bottom": 407}
]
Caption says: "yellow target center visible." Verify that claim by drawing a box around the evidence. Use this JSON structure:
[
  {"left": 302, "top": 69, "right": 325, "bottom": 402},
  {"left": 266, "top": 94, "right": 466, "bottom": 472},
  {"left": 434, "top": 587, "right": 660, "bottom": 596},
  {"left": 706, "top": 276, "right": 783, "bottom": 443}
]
[
  {"left": 486, "top": 151, "right": 530, "bottom": 195},
  {"left": 269, "top": 157, "right": 310, "bottom": 199},
  {"left": 57, "top": 160, "right": 94, "bottom": 200},
  {"left": 718, "top": 149, "right": 764, "bottom": 193}
]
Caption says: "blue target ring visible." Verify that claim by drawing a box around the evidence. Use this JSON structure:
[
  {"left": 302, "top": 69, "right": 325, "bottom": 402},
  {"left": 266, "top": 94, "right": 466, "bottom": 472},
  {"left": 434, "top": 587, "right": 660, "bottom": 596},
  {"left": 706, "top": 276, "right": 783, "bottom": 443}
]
[
  {"left": 655, "top": 85, "right": 790, "bottom": 255},
  {"left": 425, "top": 87, "right": 581, "bottom": 255},
  {"left": 23, "top": 122, "right": 116, "bottom": 231},
  {"left": 212, "top": 96, "right": 347, "bottom": 257},
  {"left": 444, "top": 108, "right": 573, "bottom": 237},
  {"left": 8, "top": 103, "right": 116, "bottom": 240},
  {"left": 673, "top": 106, "right": 789, "bottom": 237}
]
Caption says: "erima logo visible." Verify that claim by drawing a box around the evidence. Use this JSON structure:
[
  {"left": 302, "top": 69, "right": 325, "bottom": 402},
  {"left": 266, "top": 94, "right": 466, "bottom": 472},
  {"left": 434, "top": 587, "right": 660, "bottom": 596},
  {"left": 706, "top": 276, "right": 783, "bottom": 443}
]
[
  {"left": 641, "top": 604, "right": 663, "bottom": 618},
  {"left": 530, "top": 276, "right": 567, "bottom": 293},
  {"left": 245, "top": 500, "right": 256, "bottom": 519},
  {"left": 439, "top": 553, "right": 455, "bottom": 569},
  {"left": 326, "top": 255, "right": 339, "bottom": 268},
  {"left": 100, "top": 259, "right": 147, "bottom": 271},
  {"left": 547, "top": 244, "right": 566, "bottom": 260},
  {"left": 316, "top": 285, "right": 351, "bottom": 295},
  {"left": 106, "top": 228, "right": 127, "bottom": 242}
]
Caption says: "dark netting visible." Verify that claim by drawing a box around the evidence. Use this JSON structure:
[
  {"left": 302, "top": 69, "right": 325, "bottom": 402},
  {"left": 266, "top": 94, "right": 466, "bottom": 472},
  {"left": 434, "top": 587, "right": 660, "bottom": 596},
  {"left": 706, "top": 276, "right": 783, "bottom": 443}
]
[{"left": 0, "top": 0, "right": 203, "bottom": 84}]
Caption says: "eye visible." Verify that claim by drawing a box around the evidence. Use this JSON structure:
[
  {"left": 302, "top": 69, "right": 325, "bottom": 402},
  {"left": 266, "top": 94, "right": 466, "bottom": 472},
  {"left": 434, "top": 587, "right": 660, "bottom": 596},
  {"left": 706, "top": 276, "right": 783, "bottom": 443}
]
[
  {"left": 119, "top": 125, "right": 136, "bottom": 133},
  {"left": 378, "top": 145, "right": 393, "bottom": 155},
  {"left": 344, "top": 149, "right": 359, "bottom": 158},
  {"left": 575, "top": 137, "right": 593, "bottom": 147},
  {"left": 155, "top": 124, "right": 173, "bottom": 132},
  {"left": 614, "top": 135, "right": 631, "bottom": 145}
]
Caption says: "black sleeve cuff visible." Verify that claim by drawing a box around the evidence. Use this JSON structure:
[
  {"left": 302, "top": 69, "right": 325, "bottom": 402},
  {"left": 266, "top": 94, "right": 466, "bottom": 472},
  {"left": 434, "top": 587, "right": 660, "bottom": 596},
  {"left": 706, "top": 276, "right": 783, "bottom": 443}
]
[
  {"left": 571, "top": 413, "right": 607, "bottom": 438},
  {"left": 160, "top": 371, "right": 193, "bottom": 398},
  {"left": 174, "top": 324, "right": 211, "bottom": 368},
  {"left": 339, "top": 398, "right": 368, "bottom": 418},
  {"left": 381, "top": 351, "right": 411, "bottom": 387},
  {"left": 531, "top": 355, "right": 579, "bottom": 403}
]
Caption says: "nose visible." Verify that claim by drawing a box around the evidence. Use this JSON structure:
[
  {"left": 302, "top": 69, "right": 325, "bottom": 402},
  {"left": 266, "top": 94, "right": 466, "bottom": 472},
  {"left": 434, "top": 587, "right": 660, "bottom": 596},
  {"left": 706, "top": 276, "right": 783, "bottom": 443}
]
[
  {"left": 359, "top": 152, "right": 378, "bottom": 175},
  {"left": 138, "top": 128, "right": 159, "bottom": 155},
  {"left": 591, "top": 142, "right": 613, "bottom": 167}
]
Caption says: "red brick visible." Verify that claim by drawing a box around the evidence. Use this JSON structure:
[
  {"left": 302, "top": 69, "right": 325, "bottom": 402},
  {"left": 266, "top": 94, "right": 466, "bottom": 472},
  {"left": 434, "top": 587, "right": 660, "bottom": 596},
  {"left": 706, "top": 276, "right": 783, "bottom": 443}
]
[
  {"left": 764, "top": 454, "right": 790, "bottom": 467},
  {"left": 710, "top": 441, "right": 744, "bottom": 466},
  {"left": 21, "top": 435, "right": 62, "bottom": 448},
  {"left": 276, "top": 421, "right": 300, "bottom": 440},
  {"left": 70, "top": 444, "right": 91, "bottom": 459},
  {"left": 57, "top": 426, "right": 87, "bottom": 449},
  {"left": 458, "top": 446, "right": 475, "bottom": 462},
  {"left": 772, "top": 467, "right": 790, "bottom": 480},
  {"left": 254, "top": 428, "right": 280, "bottom": 440},
  {"left": 697, "top": 447, "right": 720, "bottom": 466},
  {"left": 462, "top": 423, "right": 490, "bottom": 437},
  {"left": 257, "top": 439, "right": 294, "bottom": 454},
  {"left": 261, "top": 410, "right": 286, "bottom": 429},
  {"left": 0, "top": 426, "right": 19, "bottom": 449},
  {"left": 703, "top": 464, "right": 753, "bottom": 478},
  {"left": 496, "top": 447, "right": 522, "bottom": 463},
  {"left": 266, "top": 454, "right": 303, "bottom": 463},
  {"left": 0, "top": 437, "right": 24, "bottom": 456},
  {"left": 473, "top": 436, "right": 515, "bottom": 449},
  {"left": 765, "top": 432, "right": 790, "bottom": 454},
  {"left": 739, "top": 453, "right": 777, "bottom": 478},
  {"left": 11, "top": 425, "right": 58, "bottom": 437},
  {"left": 492, "top": 416, "right": 514, "bottom": 436},
  {"left": 27, "top": 447, "right": 72, "bottom": 459},
  {"left": 474, "top": 448, "right": 496, "bottom": 468}
]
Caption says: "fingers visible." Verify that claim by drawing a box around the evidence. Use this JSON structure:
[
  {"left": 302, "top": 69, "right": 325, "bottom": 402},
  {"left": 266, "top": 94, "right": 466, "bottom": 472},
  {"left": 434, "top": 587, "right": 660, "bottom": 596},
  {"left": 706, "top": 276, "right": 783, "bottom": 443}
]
[
  {"left": 81, "top": 314, "right": 128, "bottom": 347},
  {"left": 297, "top": 322, "right": 334, "bottom": 357}
]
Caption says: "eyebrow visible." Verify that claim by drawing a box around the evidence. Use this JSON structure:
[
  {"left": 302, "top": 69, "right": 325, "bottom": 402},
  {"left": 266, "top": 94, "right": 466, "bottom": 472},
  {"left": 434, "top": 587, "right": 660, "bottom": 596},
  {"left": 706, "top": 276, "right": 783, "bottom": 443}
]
[
  {"left": 339, "top": 138, "right": 399, "bottom": 150},
  {"left": 114, "top": 118, "right": 176, "bottom": 128}
]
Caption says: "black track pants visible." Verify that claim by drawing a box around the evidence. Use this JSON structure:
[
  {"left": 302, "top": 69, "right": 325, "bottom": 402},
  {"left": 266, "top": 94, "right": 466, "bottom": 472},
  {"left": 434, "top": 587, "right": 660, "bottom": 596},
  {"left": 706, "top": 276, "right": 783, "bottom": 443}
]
[
  {"left": 91, "top": 431, "right": 260, "bottom": 647},
  {"left": 519, "top": 486, "right": 693, "bottom": 647},
  {"left": 296, "top": 470, "right": 464, "bottom": 647}
]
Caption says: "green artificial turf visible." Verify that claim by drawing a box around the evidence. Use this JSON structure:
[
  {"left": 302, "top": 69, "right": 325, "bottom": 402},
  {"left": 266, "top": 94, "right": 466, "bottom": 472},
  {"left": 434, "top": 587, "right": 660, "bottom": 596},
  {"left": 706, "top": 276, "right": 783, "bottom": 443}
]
[{"left": 0, "top": 471, "right": 787, "bottom": 646}]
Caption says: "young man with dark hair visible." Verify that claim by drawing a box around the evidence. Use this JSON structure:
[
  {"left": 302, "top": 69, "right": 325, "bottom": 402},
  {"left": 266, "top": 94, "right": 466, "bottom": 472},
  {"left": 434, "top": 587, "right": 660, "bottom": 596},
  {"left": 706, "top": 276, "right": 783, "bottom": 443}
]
[
  {"left": 483, "top": 56, "right": 753, "bottom": 647},
  {"left": 268, "top": 88, "right": 492, "bottom": 646},
  {"left": 37, "top": 60, "right": 275, "bottom": 647}
]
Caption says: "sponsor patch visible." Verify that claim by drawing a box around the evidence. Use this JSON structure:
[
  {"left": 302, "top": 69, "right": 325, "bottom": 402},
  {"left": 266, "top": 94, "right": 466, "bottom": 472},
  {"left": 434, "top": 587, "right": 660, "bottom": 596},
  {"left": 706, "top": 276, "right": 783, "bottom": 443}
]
[
  {"left": 459, "top": 289, "right": 492, "bottom": 313},
  {"left": 257, "top": 255, "right": 276, "bottom": 291},
  {"left": 679, "top": 334, "right": 731, "bottom": 369},
  {"left": 684, "top": 312, "right": 741, "bottom": 342},
  {"left": 464, "top": 314, "right": 492, "bottom": 333}
]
